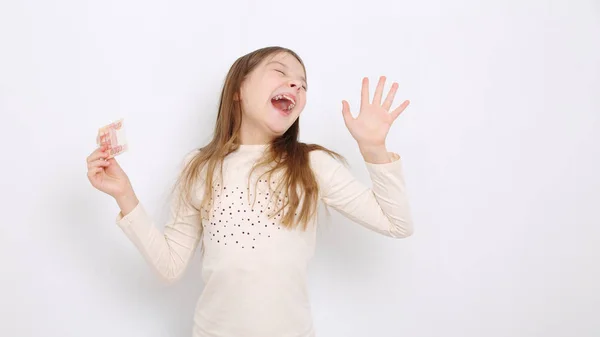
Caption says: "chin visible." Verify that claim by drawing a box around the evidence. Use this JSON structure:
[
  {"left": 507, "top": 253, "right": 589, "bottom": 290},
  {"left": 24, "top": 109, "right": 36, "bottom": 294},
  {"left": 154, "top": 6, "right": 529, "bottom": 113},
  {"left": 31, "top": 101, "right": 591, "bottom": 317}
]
[
  {"left": 262, "top": 105, "right": 301, "bottom": 138},
  {"left": 265, "top": 122, "right": 293, "bottom": 137}
]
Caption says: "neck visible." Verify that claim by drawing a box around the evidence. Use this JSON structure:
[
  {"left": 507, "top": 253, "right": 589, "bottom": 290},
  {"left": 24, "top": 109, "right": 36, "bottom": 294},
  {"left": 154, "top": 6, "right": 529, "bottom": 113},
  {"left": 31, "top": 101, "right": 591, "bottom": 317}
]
[{"left": 238, "top": 121, "right": 273, "bottom": 145}]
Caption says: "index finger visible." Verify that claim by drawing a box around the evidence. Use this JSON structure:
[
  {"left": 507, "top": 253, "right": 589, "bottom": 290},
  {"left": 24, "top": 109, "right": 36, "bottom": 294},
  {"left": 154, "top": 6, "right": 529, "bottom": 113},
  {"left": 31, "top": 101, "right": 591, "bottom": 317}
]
[
  {"left": 87, "top": 145, "right": 108, "bottom": 163},
  {"left": 360, "top": 77, "right": 370, "bottom": 111}
]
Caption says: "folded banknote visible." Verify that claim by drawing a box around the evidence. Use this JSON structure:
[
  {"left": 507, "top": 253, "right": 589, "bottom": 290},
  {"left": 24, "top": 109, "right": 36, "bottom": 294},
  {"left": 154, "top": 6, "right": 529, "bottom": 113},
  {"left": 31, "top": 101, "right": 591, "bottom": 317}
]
[{"left": 96, "top": 118, "right": 128, "bottom": 159}]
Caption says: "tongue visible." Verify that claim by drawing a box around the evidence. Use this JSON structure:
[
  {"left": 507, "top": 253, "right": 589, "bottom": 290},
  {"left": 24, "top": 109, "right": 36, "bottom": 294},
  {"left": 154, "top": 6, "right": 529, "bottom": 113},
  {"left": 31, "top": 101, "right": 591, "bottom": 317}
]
[{"left": 272, "top": 98, "right": 290, "bottom": 111}]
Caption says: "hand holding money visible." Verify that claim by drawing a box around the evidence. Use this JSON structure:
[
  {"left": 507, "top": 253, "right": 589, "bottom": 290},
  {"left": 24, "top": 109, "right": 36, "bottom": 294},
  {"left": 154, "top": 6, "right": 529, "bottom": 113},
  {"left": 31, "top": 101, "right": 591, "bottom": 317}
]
[{"left": 87, "top": 119, "right": 135, "bottom": 200}]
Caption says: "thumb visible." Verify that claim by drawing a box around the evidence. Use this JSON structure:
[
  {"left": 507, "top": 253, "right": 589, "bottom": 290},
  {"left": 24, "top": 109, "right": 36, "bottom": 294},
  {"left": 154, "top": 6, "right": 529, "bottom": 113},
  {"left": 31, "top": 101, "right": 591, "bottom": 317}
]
[{"left": 341, "top": 100, "right": 354, "bottom": 128}]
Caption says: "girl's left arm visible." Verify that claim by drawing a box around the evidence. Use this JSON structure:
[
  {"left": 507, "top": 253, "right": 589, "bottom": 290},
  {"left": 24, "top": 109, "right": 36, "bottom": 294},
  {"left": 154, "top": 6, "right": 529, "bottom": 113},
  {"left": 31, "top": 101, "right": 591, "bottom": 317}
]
[
  {"left": 312, "top": 76, "right": 414, "bottom": 238},
  {"left": 311, "top": 149, "right": 413, "bottom": 238}
]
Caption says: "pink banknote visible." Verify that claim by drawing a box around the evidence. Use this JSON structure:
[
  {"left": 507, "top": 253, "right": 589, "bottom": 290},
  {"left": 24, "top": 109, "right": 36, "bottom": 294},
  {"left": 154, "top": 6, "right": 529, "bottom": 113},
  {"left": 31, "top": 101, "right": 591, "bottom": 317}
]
[{"left": 96, "top": 118, "right": 128, "bottom": 159}]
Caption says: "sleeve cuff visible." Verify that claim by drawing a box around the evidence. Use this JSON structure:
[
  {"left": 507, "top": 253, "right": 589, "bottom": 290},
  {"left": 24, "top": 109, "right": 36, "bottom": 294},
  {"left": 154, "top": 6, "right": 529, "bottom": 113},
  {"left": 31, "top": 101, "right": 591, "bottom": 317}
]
[
  {"left": 116, "top": 202, "right": 149, "bottom": 229},
  {"left": 364, "top": 152, "right": 403, "bottom": 171}
]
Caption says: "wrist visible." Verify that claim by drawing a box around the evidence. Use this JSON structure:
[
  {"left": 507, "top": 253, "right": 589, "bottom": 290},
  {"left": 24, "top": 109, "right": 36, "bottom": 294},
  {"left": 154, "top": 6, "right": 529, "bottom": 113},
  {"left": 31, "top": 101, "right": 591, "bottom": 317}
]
[
  {"left": 115, "top": 187, "right": 139, "bottom": 216},
  {"left": 358, "top": 144, "right": 391, "bottom": 164}
]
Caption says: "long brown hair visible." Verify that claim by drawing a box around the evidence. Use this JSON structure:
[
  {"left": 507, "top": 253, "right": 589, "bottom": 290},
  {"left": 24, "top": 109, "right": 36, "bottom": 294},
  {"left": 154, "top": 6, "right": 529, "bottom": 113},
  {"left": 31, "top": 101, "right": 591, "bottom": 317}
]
[{"left": 174, "top": 46, "right": 343, "bottom": 232}]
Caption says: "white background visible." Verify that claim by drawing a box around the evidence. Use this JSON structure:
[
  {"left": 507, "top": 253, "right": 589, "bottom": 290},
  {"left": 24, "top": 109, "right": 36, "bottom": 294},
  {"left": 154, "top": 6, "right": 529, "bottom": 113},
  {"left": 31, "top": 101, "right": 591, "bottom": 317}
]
[{"left": 1, "top": 0, "right": 599, "bottom": 336}]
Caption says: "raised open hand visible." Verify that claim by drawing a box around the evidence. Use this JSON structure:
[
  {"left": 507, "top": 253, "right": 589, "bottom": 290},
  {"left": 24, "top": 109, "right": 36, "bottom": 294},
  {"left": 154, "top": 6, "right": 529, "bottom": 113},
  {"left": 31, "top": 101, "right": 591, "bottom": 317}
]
[{"left": 342, "top": 76, "right": 410, "bottom": 148}]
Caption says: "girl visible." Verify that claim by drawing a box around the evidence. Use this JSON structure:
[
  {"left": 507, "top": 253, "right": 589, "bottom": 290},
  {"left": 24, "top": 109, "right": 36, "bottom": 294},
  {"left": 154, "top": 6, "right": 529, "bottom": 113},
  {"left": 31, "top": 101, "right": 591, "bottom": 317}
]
[{"left": 86, "top": 46, "right": 413, "bottom": 337}]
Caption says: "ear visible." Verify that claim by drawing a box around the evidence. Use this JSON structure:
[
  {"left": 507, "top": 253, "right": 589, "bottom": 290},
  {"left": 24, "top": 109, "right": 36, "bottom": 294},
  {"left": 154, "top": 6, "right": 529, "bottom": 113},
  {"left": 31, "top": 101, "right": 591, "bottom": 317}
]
[{"left": 233, "top": 92, "right": 240, "bottom": 101}]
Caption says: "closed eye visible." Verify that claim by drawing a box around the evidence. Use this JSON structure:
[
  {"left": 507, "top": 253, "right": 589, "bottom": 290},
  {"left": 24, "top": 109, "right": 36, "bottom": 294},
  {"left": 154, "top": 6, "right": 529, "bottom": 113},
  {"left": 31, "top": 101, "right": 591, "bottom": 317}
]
[{"left": 275, "top": 69, "right": 307, "bottom": 90}]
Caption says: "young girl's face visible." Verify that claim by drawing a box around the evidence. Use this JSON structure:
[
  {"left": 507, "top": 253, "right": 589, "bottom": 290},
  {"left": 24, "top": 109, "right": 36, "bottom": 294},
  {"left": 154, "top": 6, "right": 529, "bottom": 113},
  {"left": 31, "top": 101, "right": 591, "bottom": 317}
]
[{"left": 239, "top": 52, "right": 307, "bottom": 141}]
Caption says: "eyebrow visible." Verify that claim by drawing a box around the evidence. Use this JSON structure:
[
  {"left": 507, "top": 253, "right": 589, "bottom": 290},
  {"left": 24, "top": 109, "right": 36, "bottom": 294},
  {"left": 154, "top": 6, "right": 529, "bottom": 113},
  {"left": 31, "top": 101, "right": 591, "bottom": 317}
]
[{"left": 267, "top": 60, "right": 307, "bottom": 84}]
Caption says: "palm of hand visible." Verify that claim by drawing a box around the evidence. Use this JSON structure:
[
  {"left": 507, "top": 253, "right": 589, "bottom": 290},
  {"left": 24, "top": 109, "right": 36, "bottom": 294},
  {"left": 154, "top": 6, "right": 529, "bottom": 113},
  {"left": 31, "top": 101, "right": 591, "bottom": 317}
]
[
  {"left": 342, "top": 76, "right": 410, "bottom": 148},
  {"left": 94, "top": 159, "right": 129, "bottom": 196}
]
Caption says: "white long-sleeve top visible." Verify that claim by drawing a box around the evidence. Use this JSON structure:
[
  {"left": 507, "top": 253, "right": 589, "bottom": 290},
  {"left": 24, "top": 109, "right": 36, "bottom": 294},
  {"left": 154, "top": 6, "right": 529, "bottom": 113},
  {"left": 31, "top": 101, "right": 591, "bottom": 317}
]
[{"left": 116, "top": 144, "right": 413, "bottom": 337}]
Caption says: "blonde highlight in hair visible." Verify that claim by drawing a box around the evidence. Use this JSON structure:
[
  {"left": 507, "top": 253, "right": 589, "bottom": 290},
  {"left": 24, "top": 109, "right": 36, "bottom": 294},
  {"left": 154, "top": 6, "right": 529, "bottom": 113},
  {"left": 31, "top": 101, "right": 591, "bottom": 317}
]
[{"left": 173, "top": 46, "right": 343, "bottom": 235}]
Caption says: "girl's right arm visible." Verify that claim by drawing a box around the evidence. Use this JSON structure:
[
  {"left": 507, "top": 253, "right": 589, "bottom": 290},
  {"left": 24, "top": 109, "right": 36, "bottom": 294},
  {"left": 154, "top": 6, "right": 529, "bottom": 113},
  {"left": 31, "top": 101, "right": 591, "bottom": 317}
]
[{"left": 86, "top": 147, "right": 203, "bottom": 283}]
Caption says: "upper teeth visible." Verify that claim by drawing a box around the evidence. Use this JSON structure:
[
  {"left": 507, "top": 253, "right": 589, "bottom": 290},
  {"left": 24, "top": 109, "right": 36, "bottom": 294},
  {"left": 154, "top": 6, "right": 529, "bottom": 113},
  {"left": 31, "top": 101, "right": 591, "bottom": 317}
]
[{"left": 273, "top": 94, "right": 296, "bottom": 110}]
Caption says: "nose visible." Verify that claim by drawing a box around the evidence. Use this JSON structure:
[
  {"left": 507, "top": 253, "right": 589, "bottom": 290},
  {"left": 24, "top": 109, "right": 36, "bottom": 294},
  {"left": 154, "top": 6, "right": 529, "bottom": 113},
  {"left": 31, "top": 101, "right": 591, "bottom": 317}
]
[{"left": 288, "top": 79, "right": 303, "bottom": 91}]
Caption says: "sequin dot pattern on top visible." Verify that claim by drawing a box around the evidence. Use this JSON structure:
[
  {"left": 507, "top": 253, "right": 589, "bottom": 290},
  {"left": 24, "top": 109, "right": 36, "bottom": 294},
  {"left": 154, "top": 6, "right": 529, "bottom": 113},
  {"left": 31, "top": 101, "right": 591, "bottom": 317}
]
[
  {"left": 204, "top": 180, "right": 287, "bottom": 246},
  {"left": 199, "top": 156, "right": 315, "bottom": 268}
]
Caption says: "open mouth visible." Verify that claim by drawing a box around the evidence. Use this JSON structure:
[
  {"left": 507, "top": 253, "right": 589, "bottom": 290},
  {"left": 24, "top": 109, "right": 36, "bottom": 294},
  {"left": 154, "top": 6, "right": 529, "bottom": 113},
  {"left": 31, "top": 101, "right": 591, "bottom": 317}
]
[{"left": 271, "top": 94, "right": 296, "bottom": 114}]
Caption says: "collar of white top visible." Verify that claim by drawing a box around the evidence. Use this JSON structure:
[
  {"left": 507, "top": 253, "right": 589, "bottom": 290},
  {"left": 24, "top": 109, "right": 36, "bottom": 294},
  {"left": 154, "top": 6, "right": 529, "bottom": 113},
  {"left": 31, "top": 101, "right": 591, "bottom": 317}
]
[{"left": 236, "top": 144, "right": 269, "bottom": 152}]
